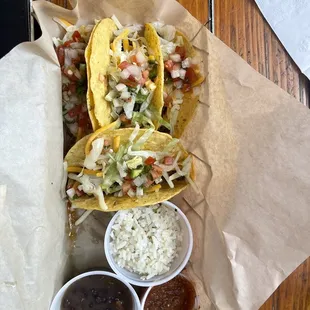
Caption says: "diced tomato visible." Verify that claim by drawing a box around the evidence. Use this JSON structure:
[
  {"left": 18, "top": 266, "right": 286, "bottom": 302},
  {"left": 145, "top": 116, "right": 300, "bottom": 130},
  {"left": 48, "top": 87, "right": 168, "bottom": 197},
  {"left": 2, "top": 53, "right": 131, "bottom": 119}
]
[
  {"left": 122, "top": 181, "right": 132, "bottom": 194},
  {"left": 145, "top": 178, "right": 154, "bottom": 188},
  {"left": 139, "top": 77, "right": 146, "bottom": 86},
  {"left": 145, "top": 157, "right": 156, "bottom": 165},
  {"left": 128, "top": 75, "right": 136, "bottom": 82},
  {"left": 164, "top": 95, "right": 173, "bottom": 107},
  {"left": 78, "top": 112, "right": 89, "bottom": 127},
  {"left": 56, "top": 46, "right": 65, "bottom": 67},
  {"left": 172, "top": 77, "right": 182, "bottom": 83},
  {"left": 120, "top": 114, "right": 131, "bottom": 124},
  {"left": 185, "top": 67, "right": 198, "bottom": 84},
  {"left": 68, "top": 83, "right": 76, "bottom": 94},
  {"left": 124, "top": 175, "right": 133, "bottom": 181},
  {"left": 118, "top": 61, "right": 130, "bottom": 70},
  {"left": 68, "top": 104, "right": 82, "bottom": 118},
  {"left": 142, "top": 70, "right": 149, "bottom": 79},
  {"left": 76, "top": 188, "right": 84, "bottom": 197},
  {"left": 130, "top": 55, "right": 138, "bottom": 64},
  {"left": 182, "top": 83, "right": 191, "bottom": 92},
  {"left": 164, "top": 156, "right": 174, "bottom": 165},
  {"left": 72, "top": 31, "right": 82, "bottom": 42},
  {"left": 63, "top": 40, "right": 74, "bottom": 47},
  {"left": 72, "top": 56, "right": 82, "bottom": 66},
  {"left": 175, "top": 46, "right": 186, "bottom": 59},
  {"left": 150, "top": 164, "right": 163, "bottom": 179},
  {"left": 121, "top": 79, "right": 138, "bottom": 88},
  {"left": 164, "top": 60, "right": 174, "bottom": 72}
]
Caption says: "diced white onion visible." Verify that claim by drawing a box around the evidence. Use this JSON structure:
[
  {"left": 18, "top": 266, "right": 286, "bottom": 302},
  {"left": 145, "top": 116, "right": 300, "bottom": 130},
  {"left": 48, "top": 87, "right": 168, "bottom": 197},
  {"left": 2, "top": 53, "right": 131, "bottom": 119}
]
[
  {"left": 171, "top": 70, "right": 180, "bottom": 79},
  {"left": 113, "top": 98, "right": 123, "bottom": 108},
  {"left": 182, "top": 58, "right": 191, "bottom": 68},
  {"left": 169, "top": 53, "right": 182, "bottom": 62},
  {"left": 66, "top": 188, "right": 76, "bottom": 199},
  {"left": 105, "top": 90, "right": 118, "bottom": 102},
  {"left": 136, "top": 187, "right": 143, "bottom": 197},
  {"left": 123, "top": 96, "right": 135, "bottom": 119},
  {"left": 127, "top": 189, "right": 136, "bottom": 197},
  {"left": 179, "top": 69, "right": 186, "bottom": 80},
  {"left": 120, "top": 91, "right": 131, "bottom": 100},
  {"left": 135, "top": 50, "right": 146, "bottom": 64},
  {"left": 133, "top": 176, "right": 147, "bottom": 187},
  {"left": 120, "top": 69, "right": 130, "bottom": 79},
  {"left": 115, "top": 83, "right": 127, "bottom": 92},
  {"left": 126, "top": 65, "right": 142, "bottom": 79}
]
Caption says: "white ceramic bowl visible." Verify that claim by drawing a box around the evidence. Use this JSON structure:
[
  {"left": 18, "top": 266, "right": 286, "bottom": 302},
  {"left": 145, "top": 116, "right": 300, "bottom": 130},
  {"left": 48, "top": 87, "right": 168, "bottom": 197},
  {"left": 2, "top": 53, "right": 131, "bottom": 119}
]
[
  {"left": 49, "top": 270, "right": 141, "bottom": 310},
  {"left": 104, "top": 201, "right": 193, "bottom": 287}
]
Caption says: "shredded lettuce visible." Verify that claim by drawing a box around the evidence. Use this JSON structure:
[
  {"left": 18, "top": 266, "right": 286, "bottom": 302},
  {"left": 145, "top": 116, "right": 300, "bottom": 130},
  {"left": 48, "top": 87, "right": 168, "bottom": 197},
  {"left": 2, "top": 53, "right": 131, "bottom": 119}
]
[
  {"left": 132, "top": 127, "right": 154, "bottom": 150},
  {"left": 132, "top": 112, "right": 154, "bottom": 128},
  {"left": 129, "top": 123, "right": 140, "bottom": 143}
]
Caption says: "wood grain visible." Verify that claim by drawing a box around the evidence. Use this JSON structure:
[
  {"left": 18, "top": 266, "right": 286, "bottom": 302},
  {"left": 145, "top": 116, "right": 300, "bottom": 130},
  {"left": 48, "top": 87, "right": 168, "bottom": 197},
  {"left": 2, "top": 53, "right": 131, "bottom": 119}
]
[
  {"left": 48, "top": 0, "right": 310, "bottom": 308},
  {"left": 215, "top": 0, "right": 310, "bottom": 107}
]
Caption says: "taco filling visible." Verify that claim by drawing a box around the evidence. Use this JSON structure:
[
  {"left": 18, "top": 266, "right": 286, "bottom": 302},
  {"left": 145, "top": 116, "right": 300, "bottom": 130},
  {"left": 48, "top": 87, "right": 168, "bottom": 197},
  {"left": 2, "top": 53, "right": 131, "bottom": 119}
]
[
  {"left": 152, "top": 22, "right": 205, "bottom": 136},
  {"left": 65, "top": 124, "right": 195, "bottom": 211},
  {"left": 53, "top": 19, "right": 94, "bottom": 139},
  {"left": 88, "top": 16, "right": 170, "bottom": 130}
]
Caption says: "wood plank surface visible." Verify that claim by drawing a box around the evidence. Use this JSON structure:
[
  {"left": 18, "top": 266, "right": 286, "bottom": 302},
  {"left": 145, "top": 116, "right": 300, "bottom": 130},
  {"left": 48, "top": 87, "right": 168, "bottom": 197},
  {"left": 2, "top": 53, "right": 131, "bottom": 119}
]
[
  {"left": 49, "top": 0, "right": 310, "bottom": 308},
  {"left": 215, "top": 0, "right": 310, "bottom": 107}
]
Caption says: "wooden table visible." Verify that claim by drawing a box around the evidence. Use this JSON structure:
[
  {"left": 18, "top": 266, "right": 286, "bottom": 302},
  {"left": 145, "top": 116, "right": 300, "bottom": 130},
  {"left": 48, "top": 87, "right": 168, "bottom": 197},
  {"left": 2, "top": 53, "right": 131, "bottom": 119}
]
[{"left": 50, "top": 0, "right": 310, "bottom": 308}]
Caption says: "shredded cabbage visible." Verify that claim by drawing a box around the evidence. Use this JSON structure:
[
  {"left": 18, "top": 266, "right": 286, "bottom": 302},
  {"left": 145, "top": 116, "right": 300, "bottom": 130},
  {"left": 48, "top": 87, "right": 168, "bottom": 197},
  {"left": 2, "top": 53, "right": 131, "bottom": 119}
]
[
  {"left": 129, "top": 123, "right": 140, "bottom": 143},
  {"left": 162, "top": 171, "right": 174, "bottom": 188},
  {"left": 132, "top": 127, "right": 154, "bottom": 150},
  {"left": 75, "top": 210, "right": 93, "bottom": 226},
  {"left": 132, "top": 112, "right": 154, "bottom": 128}
]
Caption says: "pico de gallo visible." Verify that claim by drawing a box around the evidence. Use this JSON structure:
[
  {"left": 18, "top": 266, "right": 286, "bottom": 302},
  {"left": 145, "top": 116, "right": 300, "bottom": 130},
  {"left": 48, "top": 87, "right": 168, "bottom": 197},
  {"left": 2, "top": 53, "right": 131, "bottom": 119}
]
[
  {"left": 66, "top": 124, "right": 195, "bottom": 211},
  {"left": 152, "top": 22, "right": 205, "bottom": 135},
  {"left": 104, "top": 16, "right": 170, "bottom": 129},
  {"left": 53, "top": 19, "right": 94, "bottom": 139}
]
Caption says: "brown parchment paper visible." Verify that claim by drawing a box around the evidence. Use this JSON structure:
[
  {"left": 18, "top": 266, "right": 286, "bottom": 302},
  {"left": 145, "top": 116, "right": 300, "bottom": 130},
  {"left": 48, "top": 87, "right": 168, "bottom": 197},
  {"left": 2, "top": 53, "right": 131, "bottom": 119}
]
[{"left": 0, "top": 0, "right": 309, "bottom": 309}]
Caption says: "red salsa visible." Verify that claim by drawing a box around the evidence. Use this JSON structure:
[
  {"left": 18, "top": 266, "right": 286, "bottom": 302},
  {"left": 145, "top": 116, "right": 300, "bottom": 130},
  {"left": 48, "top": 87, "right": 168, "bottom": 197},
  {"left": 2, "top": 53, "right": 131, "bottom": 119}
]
[{"left": 144, "top": 275, "right": 196, "bottom": 310}]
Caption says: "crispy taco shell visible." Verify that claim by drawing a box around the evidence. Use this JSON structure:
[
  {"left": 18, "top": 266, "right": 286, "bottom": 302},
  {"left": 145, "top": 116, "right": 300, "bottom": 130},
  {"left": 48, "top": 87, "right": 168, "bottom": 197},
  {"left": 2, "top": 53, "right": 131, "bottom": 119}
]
[
  {"left": 85, "top": 20, "right": 163, "bottom": 130},
  {"left": 65, "top": 128, "right": 192, "bottom": 211}
]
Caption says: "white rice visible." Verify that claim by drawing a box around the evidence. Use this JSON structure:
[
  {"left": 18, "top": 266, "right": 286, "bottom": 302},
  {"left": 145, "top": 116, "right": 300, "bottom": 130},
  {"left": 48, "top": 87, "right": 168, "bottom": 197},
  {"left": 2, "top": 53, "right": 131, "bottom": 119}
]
[{"left": 109, "top": 204, "right": 183, "bottom": 280}]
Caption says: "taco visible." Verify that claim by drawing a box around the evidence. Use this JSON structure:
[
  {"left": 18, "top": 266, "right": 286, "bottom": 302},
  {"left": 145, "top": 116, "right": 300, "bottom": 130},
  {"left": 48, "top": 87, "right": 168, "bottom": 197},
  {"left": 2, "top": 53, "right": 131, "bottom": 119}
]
[
  {"left": 53, "top": 18, "right": 95, "bottom": 140},
  {"left": 85, "top": 16, "right": 170, "bottom": 131},
  {"left": 151, "top": 22, "right": 205, "bottom": 138},
  {"left": 64, "top": 124, "right": 195, "bottom": 212}
]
